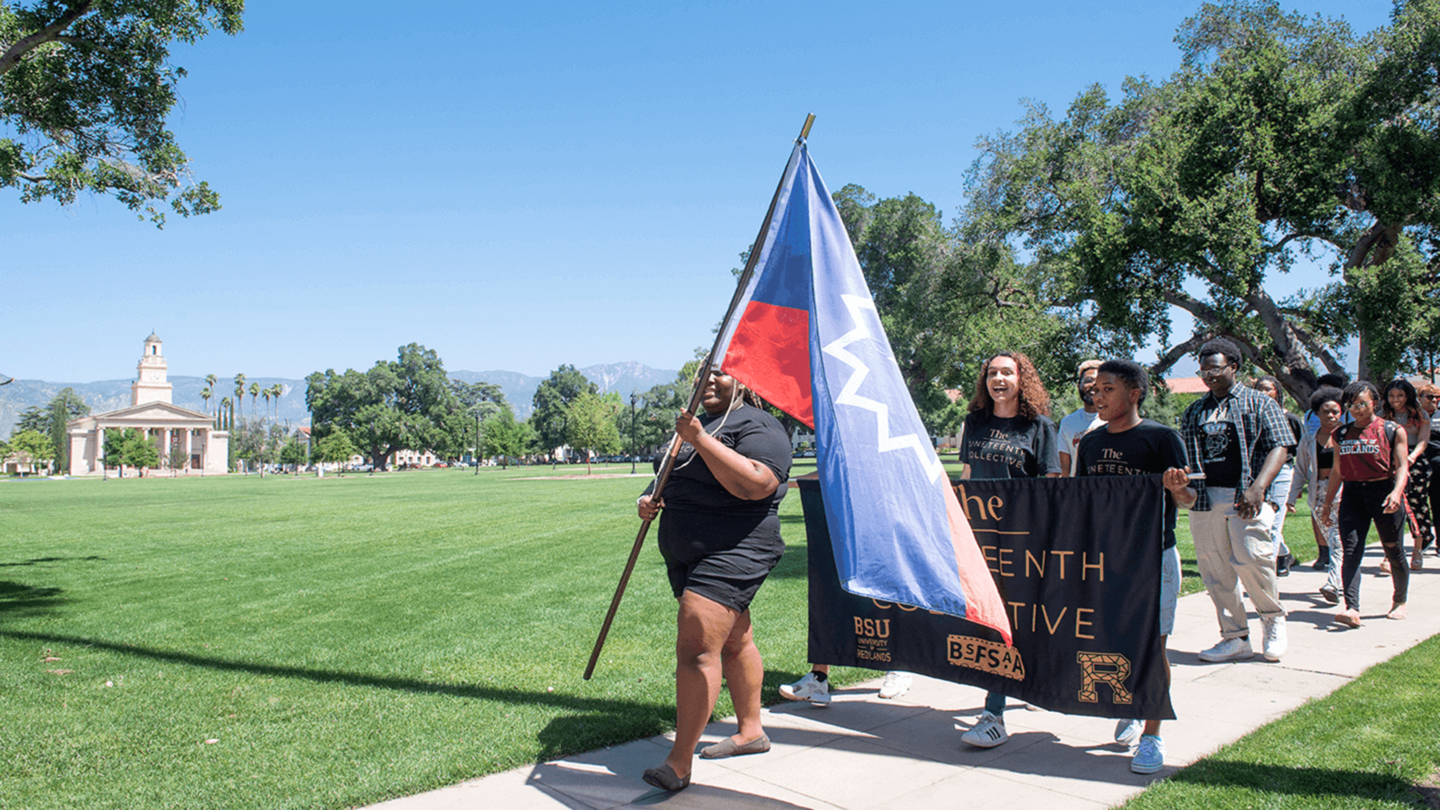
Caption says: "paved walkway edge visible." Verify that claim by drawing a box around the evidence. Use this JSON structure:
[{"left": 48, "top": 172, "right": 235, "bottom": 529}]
[{"left": 364, "top": 555, "right": 1440, "bottom": 810}]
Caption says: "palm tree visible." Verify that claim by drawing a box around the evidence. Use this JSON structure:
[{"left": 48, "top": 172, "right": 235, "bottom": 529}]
[
  {"left": 200, "top": 386, "right": 212, "bottom": 418},
  {"left": 269, "top": 383, "right": 284, "bottom": 422},
  {"left": 233, "top": 374, "right": 246, "bottom": 425},
  {"left": 220, "top": 397, "right": 232, "bottom": 430},
  {"left": 261, "top": 387, "right": 271, "bottom": 423},
  {"left": 205, "top": 374, "right": 217, "bottom": 408},
  {"left": 249, "top": 382, "right": 260, "bottom": 423}
]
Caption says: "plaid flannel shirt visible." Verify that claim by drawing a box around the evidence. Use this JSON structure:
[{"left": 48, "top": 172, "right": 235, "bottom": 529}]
[{"left": 1179, "top": 383, "right": 1296, "bottom": 511}]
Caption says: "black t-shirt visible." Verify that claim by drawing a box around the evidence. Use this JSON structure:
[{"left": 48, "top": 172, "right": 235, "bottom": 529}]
[
  {"left": 648, "top": 404, "right": 792, "bottom": 517},
  {"left": 1428, "top": 410, "right": 1440, "bottom": 461},
  {"left": 1283, "top": 412, "right": 1304, "bottom": 463},
  {"left": 1196, "top": 397, "right": 1243, "bottom": 488},
  {"left": 959, "top": 410, "right": 1061, "bottom": 480},
  {"left": 1076, "top": 419, "right": 1188, "bottom": 549}
]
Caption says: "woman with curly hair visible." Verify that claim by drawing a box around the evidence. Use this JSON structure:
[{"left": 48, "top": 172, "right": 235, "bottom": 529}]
[
  {"left": 957, "top": 351, "right": 1061, "bottom": 748},
  {"left": 1380, "top": 378, "right": 1430, "bottom": 571}
]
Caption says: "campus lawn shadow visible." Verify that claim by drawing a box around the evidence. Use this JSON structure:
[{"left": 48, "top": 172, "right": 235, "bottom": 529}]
[
  {"left": 0, "top": 581, "right": 66, "bottom": 618},
  {"left": 0, "top": 555, "right": 105, "bottom": 567},
  {"left": 0, "top": 629, "right": 673, "bottom": 730},
  {"left": 1167, "top": 759, "right": 1427, "bottom": 806}
]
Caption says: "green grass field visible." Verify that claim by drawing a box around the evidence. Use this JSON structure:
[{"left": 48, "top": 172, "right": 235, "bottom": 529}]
[{"left": 0, "top": 465, "right": 1333, "bottom": 808}]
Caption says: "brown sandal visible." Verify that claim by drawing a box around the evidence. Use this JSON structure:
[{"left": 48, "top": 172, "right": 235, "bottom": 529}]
[{"left": 642, "top": 762, "right": 690, "bottom": 792}]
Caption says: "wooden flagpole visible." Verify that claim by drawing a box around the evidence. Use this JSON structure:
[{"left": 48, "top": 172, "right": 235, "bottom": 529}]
[{"left": 583, "top": 114, "right": 815, "bottom": 680}]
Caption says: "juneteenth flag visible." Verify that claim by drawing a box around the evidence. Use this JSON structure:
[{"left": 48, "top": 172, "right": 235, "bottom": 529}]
[{"left": 717, "top": 142, "right": 1012, "bottom": 645}]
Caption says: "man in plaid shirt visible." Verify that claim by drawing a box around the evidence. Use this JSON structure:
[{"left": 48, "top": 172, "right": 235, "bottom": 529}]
[{"left": 1179, "top": 337, "right": 1296, "bottom": 663}]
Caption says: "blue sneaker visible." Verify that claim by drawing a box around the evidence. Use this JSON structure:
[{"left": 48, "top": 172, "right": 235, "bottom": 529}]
[{"left": 1131, "top": 734, "right": 1165, "bottom": 774}]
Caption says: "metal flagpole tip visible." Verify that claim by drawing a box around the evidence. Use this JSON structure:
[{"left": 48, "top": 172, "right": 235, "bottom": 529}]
[{"left": 0, "top": 374, "right": 13, "bottom": 386}]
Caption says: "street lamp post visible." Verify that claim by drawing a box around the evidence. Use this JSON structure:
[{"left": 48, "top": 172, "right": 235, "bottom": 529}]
[
  {"left": 630, "top": 392, "right": 638, "bottom": 474},
  {"left": 475, "top": 409, "right": 481, "bottom": 476}
]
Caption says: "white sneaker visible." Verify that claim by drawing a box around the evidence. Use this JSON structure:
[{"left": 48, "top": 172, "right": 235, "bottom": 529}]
[
  {"left": 878, "top": 671, "right": 913, "bottom": 700},
  {"left": 961, "top": 711, "right": 1008, "bottom": 748},
  {"left": 1114, "top": 719, "right": 1143, "bottom": 747},
  {"left": 1197, "top": 636, "right": 1253, "bottom": 663},
  {"left": 1261, "top": 617, "right": 1287, "bottom": 662},
  {"left": 779, "top": 672, "right": 830, "bottom": 706}
]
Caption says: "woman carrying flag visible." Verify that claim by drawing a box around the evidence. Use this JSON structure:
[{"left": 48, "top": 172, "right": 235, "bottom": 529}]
[{"left": 636, "top": 369, "right": 793, "bottom": 792}]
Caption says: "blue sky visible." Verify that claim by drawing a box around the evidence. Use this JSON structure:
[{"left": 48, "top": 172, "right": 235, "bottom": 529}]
[{"left": 4, "top": 0, "right": 1389, "bottom": 383}]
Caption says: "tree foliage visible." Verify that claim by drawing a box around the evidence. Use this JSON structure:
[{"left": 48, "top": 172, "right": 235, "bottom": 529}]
[
  {"left": 313, "top": 432, "right": 358, "bottom": 475},
  {"left": 305, "top": 343, "right": 458, "bottom": 470},
  {"left": 529, "top": 364, "right": 597, "bottom": 453},
  {"left": 565, "top": 391, "right": 621, "bottom": 473},
  {"left": 0, "top": 0, "right": 244, "bottom": 225},
  {"left": 961, "top": 0, "right": 1440, "bottom": 397},
  {"left": 8, "top": 427, "right": 51, "bottom": 473}
]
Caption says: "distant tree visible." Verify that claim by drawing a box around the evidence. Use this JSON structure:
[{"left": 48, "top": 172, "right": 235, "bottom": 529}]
[
  {"left": 15, "top": 404, "right": 47, "bottom": 434},
  {"left": 167, "top": 443, "right": 189, "bottom": 476},
  {"left": 46, "top": 388, "right": 88, "bottom": 471},
  {"left": 306, "top": 343, "right": 458, "bottom": 470},
  {"left": 565, "top": 392, "right": 622, "bottom": 474},
  {"left": 261, "top": 386, "right": 272, "bottom": 422},
  {"left": 103, "top": 427, "right": 157, "bottom": 475},
  {"left": 0, "top": 0, "right": 245, "bottom": 226},
  {"left": 249, "top": 381, "right": 260, "bottom": 420},
  {"left": 123, "top": 430, "right": 159, "bottom": 474},
  {"left": 482, "top": 405, "right": 531, "bottom": 468},
  {"left": 314, "top": 432, "right": 358, "bottom": 476},
  {"left": 233, "top": 374, "right": 245, "bottom": 424},
  {"left": 279, "top": 434, "right": 307, "bottom": 471},
  {"left": 268, "top": 383, "right": 284, "bottom": 421},
  {"left": 8, "top": 428, "right": 51, "bottom": 475},
  {"left": 219, "top": 396, "right": 231, "bottom": 430},
  {"left": 200, "top": 386, "right": 212, "bottom": 417},
  {"left": 530, "top": 364, "right": 597, "bottom": 455}
]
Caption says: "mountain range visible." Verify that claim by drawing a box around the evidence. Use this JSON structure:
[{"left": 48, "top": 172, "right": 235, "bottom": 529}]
[{"left": 0, "top": 363, "right": 679, "bottom": 438}]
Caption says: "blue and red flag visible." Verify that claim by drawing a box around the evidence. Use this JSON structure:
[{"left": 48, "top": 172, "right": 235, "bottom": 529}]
[{"left": 718, "top": 143, "right": 1012, "bottom": 645}]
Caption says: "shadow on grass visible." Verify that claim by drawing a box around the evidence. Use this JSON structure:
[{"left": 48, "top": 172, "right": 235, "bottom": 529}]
[
  {"left": 1162, "top": 759, "right": 1426, "bottom": 806},
  {"left": 0, "top": 581, "right": 66, "bottom": 617},
  {"left": 0, "top": 555, "right": 105, "bottom": 567},
  {"left": 0, "top": 628, "right": 672, "bottom": 725}
]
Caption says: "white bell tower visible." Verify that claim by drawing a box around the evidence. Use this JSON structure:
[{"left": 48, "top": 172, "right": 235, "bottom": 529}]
[{"left": 131, "top": 332, "right": 174, "bottom": 406}]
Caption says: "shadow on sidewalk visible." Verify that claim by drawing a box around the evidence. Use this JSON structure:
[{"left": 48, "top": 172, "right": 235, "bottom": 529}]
[{"left": 526, "top": 760, "right": 818, "bottom": 809}]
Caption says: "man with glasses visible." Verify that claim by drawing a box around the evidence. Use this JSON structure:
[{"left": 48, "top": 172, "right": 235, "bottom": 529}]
[
  {"left": 1058, "top": 360, "right": 1105, "bottom": 476},
  {"left": 1179, "top": 338, "right": 1295, "bottom": 663}
]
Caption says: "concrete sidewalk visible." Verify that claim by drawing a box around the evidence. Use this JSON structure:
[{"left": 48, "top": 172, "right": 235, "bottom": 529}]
[{"left": 367, "top": 553, "right": 1439, "bottom": 810}]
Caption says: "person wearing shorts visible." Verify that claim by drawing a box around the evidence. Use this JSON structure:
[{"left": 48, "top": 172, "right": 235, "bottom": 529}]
[
  {"left": 636, "top": 369, "right": 792, "bottom": 792},
  {"left": 1077, "top": 359, "right": 1196, "bottom": 775}
]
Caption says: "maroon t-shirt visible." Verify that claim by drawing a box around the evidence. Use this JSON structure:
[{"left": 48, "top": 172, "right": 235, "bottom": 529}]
[{"left": 1337, "top": 419, "right": 1396, "bottom": 481}]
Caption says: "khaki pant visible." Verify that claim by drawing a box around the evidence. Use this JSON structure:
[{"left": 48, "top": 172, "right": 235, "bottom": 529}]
[{"left": 1189, "top": 487, "right": 1285, "bottom": 638}]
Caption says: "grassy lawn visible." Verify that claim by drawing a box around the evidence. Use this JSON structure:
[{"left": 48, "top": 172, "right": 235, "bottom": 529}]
[
  {"left": 0, "top": 467, "right": 818, "bottom": 809},
  {"left": 1120, "top": 635, "right": 1440, "bottom": 810},
  {"left": 0, "top": 465, "right": 1347, "bottom": 808}
]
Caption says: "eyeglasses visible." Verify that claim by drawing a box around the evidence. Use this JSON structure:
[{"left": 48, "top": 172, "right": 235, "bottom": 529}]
[
  {"left": 1424, "top": 394, "right": 1440, "bottom": 401},
  {"left": 1196, "top": 364, "right": 1235, "bottom": 378}
]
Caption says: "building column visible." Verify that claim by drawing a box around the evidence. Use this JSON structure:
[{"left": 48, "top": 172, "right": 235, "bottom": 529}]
[{"left": 96, "top": 426, "right": 106, "bottom": 473}]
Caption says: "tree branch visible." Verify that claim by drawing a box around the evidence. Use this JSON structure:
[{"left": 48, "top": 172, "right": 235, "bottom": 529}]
[
  {"left": 0, "top": 2, "right": 95, "bottom": 76},
  {"left": 1161, "top": 288, "right": 1222, "bottom": 324},
  {"left": 1150, "top": 333, "right": 1210, "bottom": 376}
]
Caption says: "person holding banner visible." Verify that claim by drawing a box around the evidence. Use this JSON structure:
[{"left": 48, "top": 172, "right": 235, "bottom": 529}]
[
  {"left": 957, "top": 351, "right": 1061, "bottom": 749},
  {"left": 1075, "top": 359, "right": 1197, "bottom": 774},
  {"left": 635, "top": 370, "right": 793, "bottom": 792},
  {"left": 1179, "top": 338, "right": 1294, "bottom": 664}
]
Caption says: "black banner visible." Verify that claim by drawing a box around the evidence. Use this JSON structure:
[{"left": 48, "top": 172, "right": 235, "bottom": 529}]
[{"left": 799, "top": 475, "right": 1174, "bottom": 720}]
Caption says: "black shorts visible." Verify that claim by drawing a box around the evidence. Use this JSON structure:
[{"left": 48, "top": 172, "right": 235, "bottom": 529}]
[{"left": 657, "top": 509, "right": 783, "bottom": 613}]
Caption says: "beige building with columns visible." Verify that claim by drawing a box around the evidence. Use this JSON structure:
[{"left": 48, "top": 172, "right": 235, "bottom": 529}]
[{"left": 67, "top": 334, "right": 229, "bottom": 475}]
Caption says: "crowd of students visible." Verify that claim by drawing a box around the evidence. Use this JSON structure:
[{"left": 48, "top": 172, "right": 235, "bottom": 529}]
[{"left": 777, "top": 337, "right": 1438, "bottom": 777}]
